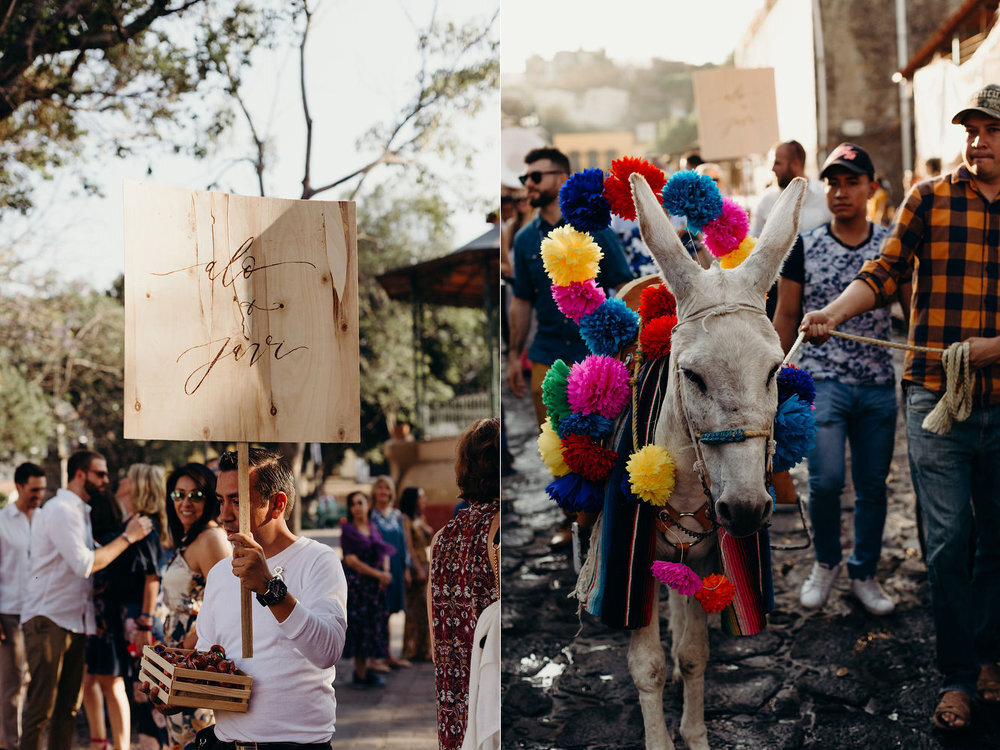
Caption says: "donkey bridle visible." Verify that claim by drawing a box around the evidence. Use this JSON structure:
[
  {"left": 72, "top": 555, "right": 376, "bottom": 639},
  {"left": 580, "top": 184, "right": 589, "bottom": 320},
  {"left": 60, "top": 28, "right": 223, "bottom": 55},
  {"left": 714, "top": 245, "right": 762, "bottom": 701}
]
[{"left": 648, "top": 302, "right": 777, "bottom": 552}]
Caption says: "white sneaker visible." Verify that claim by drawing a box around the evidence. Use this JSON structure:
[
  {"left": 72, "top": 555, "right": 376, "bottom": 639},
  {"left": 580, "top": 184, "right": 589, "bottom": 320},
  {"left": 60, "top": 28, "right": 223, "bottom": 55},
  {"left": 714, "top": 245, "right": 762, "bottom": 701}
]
[
  {"left": 851, "top": 576, "right": 895, "bottom": 616},
  {"left": 800, "top": 562, "right": 841, "bottom": 609}
]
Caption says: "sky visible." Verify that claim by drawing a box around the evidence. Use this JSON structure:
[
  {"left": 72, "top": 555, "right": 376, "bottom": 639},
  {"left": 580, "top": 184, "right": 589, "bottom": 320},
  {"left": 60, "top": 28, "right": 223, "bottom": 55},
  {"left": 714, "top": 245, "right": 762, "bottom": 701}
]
[
  {"left": 501, "top": 0, "right": 768, "bottom": 73},
  {"left": 10, "top": 0, "right": 499, "bottom": 291}
]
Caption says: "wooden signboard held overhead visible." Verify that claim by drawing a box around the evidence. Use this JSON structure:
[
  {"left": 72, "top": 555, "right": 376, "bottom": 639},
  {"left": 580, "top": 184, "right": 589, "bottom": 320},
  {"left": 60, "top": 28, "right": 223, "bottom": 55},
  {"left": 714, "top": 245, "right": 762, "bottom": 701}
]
[{"left": 124, "top": 182, "right": 360, "bottom": 656}]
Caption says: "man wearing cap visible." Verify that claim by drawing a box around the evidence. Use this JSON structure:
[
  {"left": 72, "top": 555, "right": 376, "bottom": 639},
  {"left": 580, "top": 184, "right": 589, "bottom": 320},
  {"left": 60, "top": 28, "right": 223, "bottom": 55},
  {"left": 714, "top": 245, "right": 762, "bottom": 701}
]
[
  {"left": 799, "top": 84, "right": 1000, "bottom": 731},
  {"left": 774, "top": 142, "right": 897, "bottom": 617}
]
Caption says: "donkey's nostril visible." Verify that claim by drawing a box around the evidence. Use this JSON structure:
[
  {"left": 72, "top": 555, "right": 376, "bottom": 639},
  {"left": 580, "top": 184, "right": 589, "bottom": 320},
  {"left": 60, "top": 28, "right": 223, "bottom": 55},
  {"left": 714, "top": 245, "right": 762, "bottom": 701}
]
[{"left": 716, "top": 501, "right": 733, "bottom": 524}]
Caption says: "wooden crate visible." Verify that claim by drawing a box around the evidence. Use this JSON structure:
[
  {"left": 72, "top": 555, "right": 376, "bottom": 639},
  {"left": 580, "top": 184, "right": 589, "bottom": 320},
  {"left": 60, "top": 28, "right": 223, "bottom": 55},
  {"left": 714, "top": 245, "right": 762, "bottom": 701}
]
[{"left": 139, "top": 646, "right": 252, "bottom": 712}]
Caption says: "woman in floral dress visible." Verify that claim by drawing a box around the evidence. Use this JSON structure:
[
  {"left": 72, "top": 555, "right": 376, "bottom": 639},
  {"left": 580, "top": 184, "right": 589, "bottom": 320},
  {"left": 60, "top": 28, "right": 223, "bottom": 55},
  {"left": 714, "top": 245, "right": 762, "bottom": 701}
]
[
  {"left": 160, "top": 463, "right": 231, "bottom": 750},
  {"left": 429, "top": 418, "right": 500, "bottom": 750}
]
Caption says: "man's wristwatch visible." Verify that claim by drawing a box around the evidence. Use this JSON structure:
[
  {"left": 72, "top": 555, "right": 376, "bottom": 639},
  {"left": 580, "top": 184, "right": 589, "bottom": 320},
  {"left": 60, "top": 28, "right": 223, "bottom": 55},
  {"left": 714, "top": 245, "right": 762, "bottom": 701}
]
[{"left": 255, "top": 569, "right": 288, "bottom": 607}]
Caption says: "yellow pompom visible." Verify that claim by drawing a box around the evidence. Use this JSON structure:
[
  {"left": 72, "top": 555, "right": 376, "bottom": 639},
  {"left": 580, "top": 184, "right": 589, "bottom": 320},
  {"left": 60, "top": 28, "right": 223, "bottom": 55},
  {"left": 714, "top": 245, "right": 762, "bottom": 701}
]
[
  {"left": 625, "top": 444, "right": 675, "bottom": 506},
  {"left": 541, "top": 225, "right": 604, "bottom": 286},
  {"left": 720, "top": 235, "right": 756, "bottom": 269},
  {"left": 537, "top": 417, "right": 570, "bottom": 477}
]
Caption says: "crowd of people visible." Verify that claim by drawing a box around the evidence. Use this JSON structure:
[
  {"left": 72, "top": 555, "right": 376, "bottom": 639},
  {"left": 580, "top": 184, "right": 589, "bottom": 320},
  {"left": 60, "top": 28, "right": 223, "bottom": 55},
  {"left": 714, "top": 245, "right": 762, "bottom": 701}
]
[
  {"left": 1, "top": 417, "right": 501, "bottom": 750},
  {"left": 503, "top": 83, "right": 1000, "bottom": 734}
]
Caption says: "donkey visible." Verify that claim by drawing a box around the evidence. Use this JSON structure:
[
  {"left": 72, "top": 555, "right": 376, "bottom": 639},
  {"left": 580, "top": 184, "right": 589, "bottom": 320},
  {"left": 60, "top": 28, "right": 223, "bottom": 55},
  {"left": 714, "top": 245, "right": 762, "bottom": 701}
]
[{"left": 589, "top": 174, "right": 806, "bottom": 750}]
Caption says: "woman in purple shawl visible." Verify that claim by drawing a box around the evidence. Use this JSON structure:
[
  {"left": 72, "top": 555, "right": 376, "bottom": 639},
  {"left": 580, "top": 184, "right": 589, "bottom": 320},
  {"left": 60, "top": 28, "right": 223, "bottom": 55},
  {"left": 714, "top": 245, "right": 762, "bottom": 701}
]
[{"left": 341, "top": 490, "right": 396, "bottom": 688}]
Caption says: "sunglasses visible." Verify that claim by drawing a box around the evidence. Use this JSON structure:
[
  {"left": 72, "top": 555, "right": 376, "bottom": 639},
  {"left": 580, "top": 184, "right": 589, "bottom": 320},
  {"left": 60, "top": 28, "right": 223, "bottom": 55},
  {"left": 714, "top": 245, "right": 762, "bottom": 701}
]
[
  {"left": 518, "top": 170, "right": 565, "bottom": 186},
  {"left": 170, "top": 489, "right": 206, "bottom": 503}
]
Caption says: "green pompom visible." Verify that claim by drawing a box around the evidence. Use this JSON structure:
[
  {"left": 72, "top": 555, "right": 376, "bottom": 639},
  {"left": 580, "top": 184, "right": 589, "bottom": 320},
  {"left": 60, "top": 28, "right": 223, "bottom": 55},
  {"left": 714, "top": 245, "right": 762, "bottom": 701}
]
[{"left": 541, "top": 359, "right": 572, "bottom": 426}]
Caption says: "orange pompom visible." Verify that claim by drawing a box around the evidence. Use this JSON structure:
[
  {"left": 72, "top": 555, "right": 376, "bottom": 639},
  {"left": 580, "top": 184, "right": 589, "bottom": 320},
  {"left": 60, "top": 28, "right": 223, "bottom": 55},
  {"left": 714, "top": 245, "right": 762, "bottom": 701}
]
[{"left": 694, "top": 574, "right": 735, "bottom": 613}]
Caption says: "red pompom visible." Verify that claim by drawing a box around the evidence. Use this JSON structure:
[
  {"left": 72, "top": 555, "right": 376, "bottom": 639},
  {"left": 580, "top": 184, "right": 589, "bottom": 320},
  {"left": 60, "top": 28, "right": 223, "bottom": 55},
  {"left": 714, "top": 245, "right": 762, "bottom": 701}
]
[
  {"left": 561, "top": 435, "right": 617, "bottom": 482},
  {"left": 694, "top": 574, "right": 736, "bottom": 613},
  {"left": 639, "top": 283, "right": 677, "bottom": 324},
  {"left": 604, "top": 157, "right": 667, "bottom": 221},
  {"left": 639, "top": 314, "right": 677, "bottom": 361}
]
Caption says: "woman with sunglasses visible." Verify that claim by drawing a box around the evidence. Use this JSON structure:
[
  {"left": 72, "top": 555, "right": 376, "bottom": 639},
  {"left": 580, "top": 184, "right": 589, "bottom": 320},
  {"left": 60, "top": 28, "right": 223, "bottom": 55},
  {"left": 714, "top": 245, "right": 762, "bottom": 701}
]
[{"left": 161, "top": 463, "right": 232, "bottom": 750}]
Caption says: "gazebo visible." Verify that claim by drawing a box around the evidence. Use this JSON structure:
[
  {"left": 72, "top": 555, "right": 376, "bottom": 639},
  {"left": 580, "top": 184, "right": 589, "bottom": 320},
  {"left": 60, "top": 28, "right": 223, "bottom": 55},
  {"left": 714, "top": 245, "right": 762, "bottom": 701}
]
[{"left": 375, "top": 224, "right": 499, "bottom": 525}]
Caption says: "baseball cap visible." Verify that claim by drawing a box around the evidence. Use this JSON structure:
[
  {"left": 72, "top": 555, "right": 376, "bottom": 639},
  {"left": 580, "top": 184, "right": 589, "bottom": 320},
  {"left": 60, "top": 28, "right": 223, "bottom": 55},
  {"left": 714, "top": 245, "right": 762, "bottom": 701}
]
[
  {"left": 819, "top": 143, "right": 875, "bottom": 180},
  {"left": 951, "top": 84, "right": 1000, "bottom": 124}
]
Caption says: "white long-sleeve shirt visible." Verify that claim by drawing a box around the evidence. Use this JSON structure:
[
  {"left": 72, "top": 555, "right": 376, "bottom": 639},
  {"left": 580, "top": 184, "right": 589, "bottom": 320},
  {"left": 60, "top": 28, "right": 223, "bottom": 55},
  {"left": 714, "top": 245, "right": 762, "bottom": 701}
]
[
  {"left": 196, "top": 536, "right": 348, "bottom": 743},
  {"left": 21, "top": 489, "right": 96, "bottom": 634},
  {"left": 0, "top": 503, "right": 32, "bottom": 616},
  {"left": 750, "top": 178, "right": 832, "bottom": 237}
]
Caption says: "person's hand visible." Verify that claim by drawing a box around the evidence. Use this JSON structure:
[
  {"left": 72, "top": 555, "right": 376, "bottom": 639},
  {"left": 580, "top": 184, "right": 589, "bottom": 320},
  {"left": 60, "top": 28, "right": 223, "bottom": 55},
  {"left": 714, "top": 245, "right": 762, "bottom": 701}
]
[
  {"left": 798, "top": 310, "right": 835, "bottom": 345},
  {"left": 378, "top": 570, "right": 392, "bottom": 588},
  {"left": 132, "top": 629, "right": 154, "bottom": 650},
  {"left": 507, "top": 353, "right": 526, "bottom": 398},
  {"left": 404, "top": 567, "right": 412, "bottom": 587},
  {"left": 125, "top": 514, "right": 154, "bottom": 543},
  {"left": 137, "top": 681, "right": 182, "bottom": 715},
  {"left": 415, "top": 565, "right": 428, "bottom": 584},
  {"left": 227, "top": 532, "right": 271, "bottom": 595},
  {"left": 965, "top": 336, "right": 1000, "bottom": 369}
]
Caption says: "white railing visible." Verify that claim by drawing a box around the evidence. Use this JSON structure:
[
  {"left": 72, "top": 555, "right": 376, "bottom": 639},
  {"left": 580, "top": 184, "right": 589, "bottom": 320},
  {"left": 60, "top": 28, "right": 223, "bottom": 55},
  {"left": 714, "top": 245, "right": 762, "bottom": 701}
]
[{"left": 419, "top": 392, "right": 492, "bottom": 437}]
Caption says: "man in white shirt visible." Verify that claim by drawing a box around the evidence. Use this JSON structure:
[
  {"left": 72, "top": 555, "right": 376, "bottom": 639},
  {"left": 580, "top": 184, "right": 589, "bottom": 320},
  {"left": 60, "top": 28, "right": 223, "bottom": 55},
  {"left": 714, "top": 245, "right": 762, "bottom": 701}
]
[
  {"left": 0, "top": 463, "right": 45, "bottom": 750},
  {"left": 750, "top": 140, "right": 833, "bottom": 240},
  {"left": 20, "top": 451, "right": 153, "bottom": 750},
  {"left": 145, "top": 447, "right": 348, "bottom": 748}
]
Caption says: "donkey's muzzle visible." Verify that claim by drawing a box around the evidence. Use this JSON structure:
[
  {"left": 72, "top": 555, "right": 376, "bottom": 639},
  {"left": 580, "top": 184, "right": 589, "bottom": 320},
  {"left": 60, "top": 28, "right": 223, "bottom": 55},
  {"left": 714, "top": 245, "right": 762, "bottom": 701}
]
[{"left": 715, "top": 491, "right": 773, "bottom": 538}]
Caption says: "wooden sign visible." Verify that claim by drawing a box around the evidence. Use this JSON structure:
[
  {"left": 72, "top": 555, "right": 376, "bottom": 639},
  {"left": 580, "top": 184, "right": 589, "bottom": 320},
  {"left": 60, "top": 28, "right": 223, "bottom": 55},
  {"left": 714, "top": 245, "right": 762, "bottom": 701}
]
[
  {"left": 692, "top": 68, "right": 779, "bottom": 161},
  {"left": 123, "top": 181, "right": 359, "bottom": 444}
]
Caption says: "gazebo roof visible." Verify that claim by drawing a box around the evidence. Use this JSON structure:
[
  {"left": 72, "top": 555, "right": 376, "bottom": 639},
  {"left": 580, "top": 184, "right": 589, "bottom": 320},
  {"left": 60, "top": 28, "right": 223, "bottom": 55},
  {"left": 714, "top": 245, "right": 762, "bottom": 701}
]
[{"left": 376, "top": 224, "right": 500, "bottom": 308}]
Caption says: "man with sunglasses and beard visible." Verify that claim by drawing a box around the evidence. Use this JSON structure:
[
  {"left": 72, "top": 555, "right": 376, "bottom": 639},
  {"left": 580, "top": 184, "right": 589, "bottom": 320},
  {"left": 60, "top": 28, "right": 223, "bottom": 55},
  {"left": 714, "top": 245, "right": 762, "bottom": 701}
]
[
  {"left": 20, "top": 450, "right": 153, "bottom": 750},
  {"left": 507, "top": 146, "right": 633, "bottom": 547}
]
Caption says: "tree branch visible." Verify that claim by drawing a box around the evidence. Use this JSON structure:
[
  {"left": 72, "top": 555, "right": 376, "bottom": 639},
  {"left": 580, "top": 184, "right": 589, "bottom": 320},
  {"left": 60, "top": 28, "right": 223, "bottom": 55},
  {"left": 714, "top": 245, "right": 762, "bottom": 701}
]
[{"left": 299, "top": 0, "right": 315, "bottom": 199}]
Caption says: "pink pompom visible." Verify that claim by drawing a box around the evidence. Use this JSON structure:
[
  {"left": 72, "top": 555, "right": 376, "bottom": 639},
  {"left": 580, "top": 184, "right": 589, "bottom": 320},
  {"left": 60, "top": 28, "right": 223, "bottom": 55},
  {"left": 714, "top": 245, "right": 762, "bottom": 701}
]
[
  {"left": 651, "top": 561, "right": 702, "bottom": 596},
  {"left": 702, "top": 198, "right": 750, "bottom": 258},
  {"left": 552, "top": 280, "right": 607, "bottom": 323},
  {"left": 566, "top": 355, "right": 630, "bottom": 419}
]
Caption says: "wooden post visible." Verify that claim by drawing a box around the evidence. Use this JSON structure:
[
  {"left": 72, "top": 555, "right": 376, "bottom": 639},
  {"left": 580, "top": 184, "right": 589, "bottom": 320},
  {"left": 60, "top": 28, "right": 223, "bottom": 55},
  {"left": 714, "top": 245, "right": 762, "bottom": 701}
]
[{"left": 238, "top": 442, "right": 253, "bottom": 658}]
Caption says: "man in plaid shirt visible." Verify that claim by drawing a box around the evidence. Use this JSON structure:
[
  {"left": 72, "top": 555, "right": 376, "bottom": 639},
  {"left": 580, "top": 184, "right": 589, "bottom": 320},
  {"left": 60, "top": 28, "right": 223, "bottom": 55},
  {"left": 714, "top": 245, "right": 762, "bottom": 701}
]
[{"left": 799, "top": 83, "right": 1000, "bottom": 732}]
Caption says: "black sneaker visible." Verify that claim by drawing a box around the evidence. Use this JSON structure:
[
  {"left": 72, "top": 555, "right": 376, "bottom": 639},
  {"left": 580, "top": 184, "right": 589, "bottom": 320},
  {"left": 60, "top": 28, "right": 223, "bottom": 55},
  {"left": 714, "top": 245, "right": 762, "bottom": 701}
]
[{"left": 365, "top": 671, "right": 387, "bottom": 688}]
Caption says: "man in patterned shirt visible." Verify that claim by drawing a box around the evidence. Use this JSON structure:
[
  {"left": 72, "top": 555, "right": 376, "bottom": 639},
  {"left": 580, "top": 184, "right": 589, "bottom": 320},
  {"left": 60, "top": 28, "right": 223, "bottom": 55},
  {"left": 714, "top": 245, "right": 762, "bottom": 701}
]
[
  {"left": 799, "top": 84, "right": 1000, "bottom": 732},
  {"left": 774, "top": 142, "right": 897, "bottom": 618}
]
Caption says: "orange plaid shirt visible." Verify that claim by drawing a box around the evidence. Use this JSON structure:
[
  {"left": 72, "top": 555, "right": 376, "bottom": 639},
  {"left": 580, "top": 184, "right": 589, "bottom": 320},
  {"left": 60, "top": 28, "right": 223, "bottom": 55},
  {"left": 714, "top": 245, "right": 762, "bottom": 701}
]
[{"left": 856, "top": 166, "right": 1000, "bottom": 405}]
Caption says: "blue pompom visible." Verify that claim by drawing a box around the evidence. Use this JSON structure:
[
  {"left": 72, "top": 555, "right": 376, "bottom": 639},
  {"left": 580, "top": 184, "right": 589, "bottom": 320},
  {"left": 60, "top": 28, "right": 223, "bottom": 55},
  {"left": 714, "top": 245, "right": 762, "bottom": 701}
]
[
  {"left": 579, "top": 297, "right": 640, "bottom": 356},
  {"left": 559, "top": 169, "right": 612, "bottom": 234},
  {"left": 660, "top": 170, "right": 723, "bottom": 234},
  {"left": 768, "top": 484, "right": 777, "bottom": 510},
  {"left": 773, "top": 394, "right": 817, "bottom": 473},
  {"left": 777, "top": 365, "right": 816, "bottom": 406},
  {"left": 556, "top": 412, "right": 614, "bottom": 440},
  {"left": 619, "top": 474, "right": 642, "bottom": 505},
  {"left": 546, "top": 473, "right": 604, "bottom": 513}
]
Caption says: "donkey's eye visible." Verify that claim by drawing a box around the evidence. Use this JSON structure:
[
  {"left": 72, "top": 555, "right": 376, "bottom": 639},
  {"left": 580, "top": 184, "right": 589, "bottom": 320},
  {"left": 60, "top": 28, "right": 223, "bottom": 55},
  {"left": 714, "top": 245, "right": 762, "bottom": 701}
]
[
  {"left": 766, "top": 363, "right": 781, "bottom": 387},
  {"left": 683, "top": 369, "right": 707, "bottom": 394}
]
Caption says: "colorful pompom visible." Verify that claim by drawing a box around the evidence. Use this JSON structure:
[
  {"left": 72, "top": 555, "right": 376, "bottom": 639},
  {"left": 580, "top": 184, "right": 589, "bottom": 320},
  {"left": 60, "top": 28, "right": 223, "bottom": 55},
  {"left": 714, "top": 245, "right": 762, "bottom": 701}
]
[
  {"left": 702, "top": 198, "right": 750, "bottom": 258},
  {"left": 541, "top": 360, "right": 572, "bottom": 426},
  {"left": 625, "top": 444, "right": 676, "bottom": 506},
  {"left": 638, "top": 283, "right": 677, "bottom": 324},
  {"left": 566, "top": 355, "right": 631, "bottom": 419},
  {"left": 541, "top": 226, "right": 603, "bottom": 286},
  {"left": 579, "top": 297, "right": 640, "bottom": 356},
  {"left": 556, "top": 412, "right": 614, "bottom": 440},
  {"left": 559, "top": 168, "right": 612, "bottom": 233},
  {"left": 545, "top": 473, "right": 603, "bottom": 514},
  {"left": 773, "top": 394, "right": 818, "bottom": 473},
  {"left": 661, "top": 170, "right": 723, "bottom": 234},
  {"left": 695, "top": 574, "right": 736, "bottom": 613},
  {"left": 720, "top": 236, "right": 756, "bottom": 269},
  {"left": 638, "top": 314, "right": 677, "bottom": 362},
  {"left": 537, "top": 417, "right": 569, "bottom": 477},
  {"left": 561, "top": 435, "right": 618, "bottom": 482},
  {"left": 603, "top": 157, "right": 667, "bottom": 221},
  {"left": 552, "top": 280, "right": 606, "bottom": 323},
  {"left": 777, "top": 364, "right": 816, "bottom": 406},
  {"left": 651, "top": 561, "right": 702, "bottom": 596}
]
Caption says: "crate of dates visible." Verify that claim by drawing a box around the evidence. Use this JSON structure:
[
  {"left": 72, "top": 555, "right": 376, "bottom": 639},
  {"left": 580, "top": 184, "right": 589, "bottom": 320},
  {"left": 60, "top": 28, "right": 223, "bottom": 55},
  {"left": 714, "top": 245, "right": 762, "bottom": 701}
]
[{"left": 140, "top": 644, "right": 253, "bottom": 712}]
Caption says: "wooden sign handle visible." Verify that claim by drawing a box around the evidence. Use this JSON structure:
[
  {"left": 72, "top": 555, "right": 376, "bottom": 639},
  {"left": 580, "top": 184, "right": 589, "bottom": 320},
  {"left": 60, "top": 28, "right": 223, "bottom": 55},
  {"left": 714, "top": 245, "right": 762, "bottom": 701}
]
[{"left": 238, "top": 442, "right": 253, "bottom": 658}]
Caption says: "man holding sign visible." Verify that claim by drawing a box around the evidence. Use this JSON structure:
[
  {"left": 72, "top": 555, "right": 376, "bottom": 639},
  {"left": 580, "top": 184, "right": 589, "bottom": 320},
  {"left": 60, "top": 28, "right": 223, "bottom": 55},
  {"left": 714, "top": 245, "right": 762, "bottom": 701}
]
[{"left": 146, "top": 447, "right": 348, "bottom": 747}]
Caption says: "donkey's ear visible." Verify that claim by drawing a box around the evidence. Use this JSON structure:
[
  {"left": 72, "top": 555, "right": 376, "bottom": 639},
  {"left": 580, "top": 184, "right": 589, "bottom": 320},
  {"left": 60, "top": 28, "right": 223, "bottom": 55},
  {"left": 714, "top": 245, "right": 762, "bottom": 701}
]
[
  {"left": 631, "top": 172, "right": 702, "bottom": 299},
  {"left": 735, "top": 176, "right": 807, "bottom": 296}
]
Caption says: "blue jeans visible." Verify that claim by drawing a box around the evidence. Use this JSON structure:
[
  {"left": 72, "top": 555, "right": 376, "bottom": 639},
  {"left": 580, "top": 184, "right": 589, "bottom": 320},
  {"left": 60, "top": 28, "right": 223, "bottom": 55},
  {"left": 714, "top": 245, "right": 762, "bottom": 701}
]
[
  {"left": 808, "top": 380, "right": 897, "bottom": 579},
  {"left": 906, "top": 384, "right": 1000, "bottom": 696}
]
